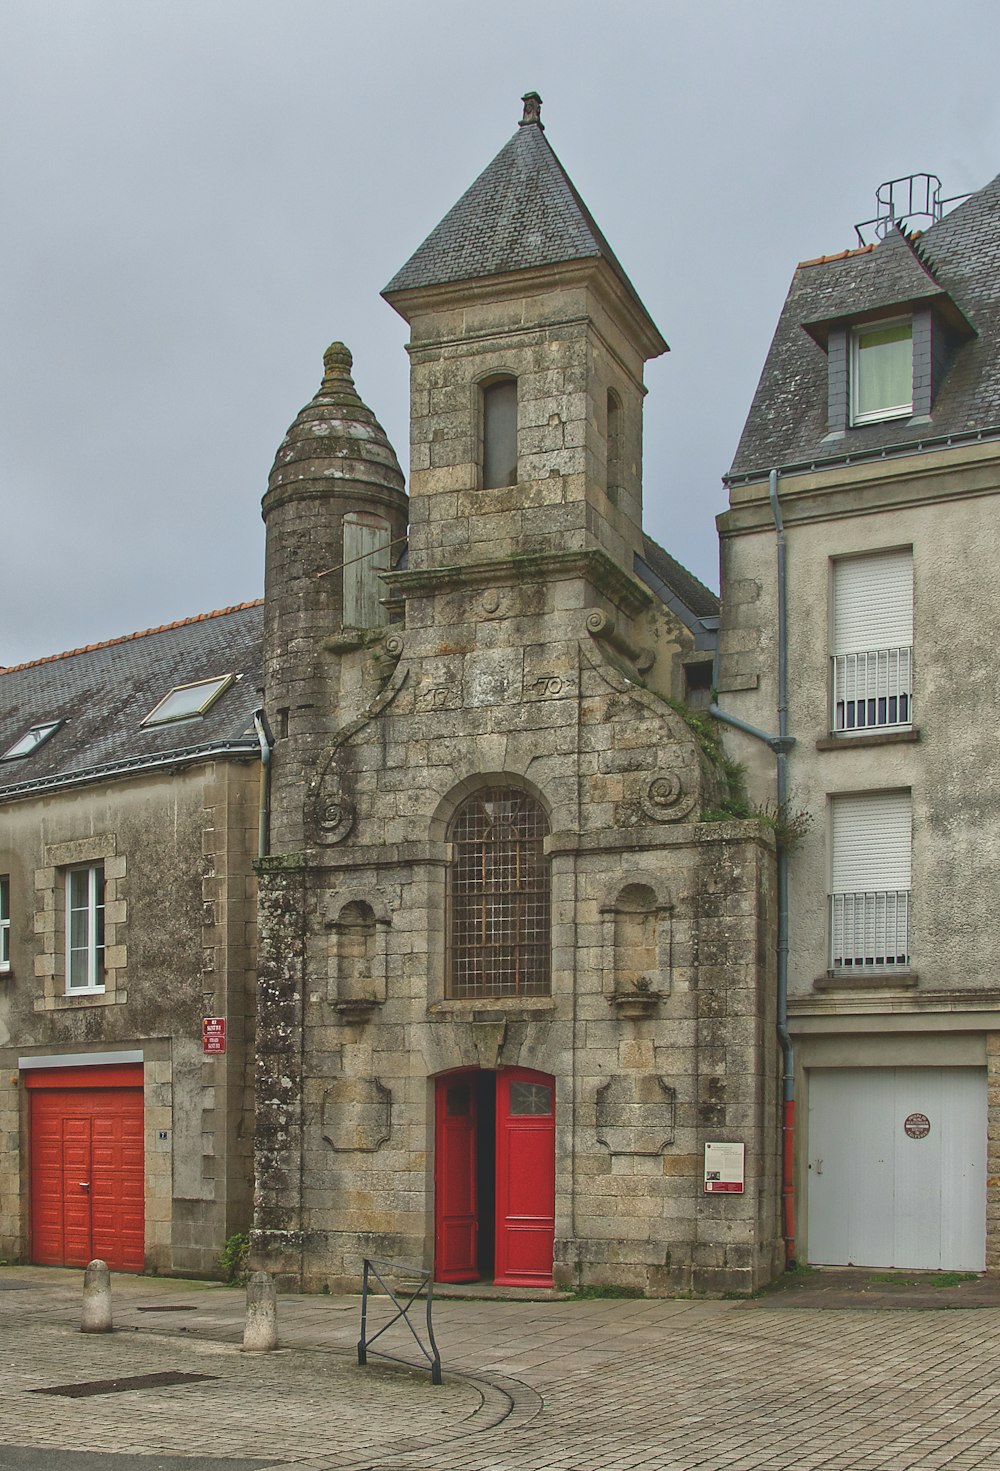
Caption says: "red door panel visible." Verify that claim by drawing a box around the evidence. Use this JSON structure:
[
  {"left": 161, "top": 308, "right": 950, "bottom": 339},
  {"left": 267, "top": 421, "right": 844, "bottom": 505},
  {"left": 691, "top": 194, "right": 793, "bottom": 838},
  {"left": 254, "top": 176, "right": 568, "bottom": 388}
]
[
  {"left": 29, "top": 1084, "right": 144, "bottom": 1272},
  {"left": 495, "top": 1069, "right": 555, "bottom": 1287},
  {"left": 434, "top": 1075, "right": 478, "bottom": 1282}
]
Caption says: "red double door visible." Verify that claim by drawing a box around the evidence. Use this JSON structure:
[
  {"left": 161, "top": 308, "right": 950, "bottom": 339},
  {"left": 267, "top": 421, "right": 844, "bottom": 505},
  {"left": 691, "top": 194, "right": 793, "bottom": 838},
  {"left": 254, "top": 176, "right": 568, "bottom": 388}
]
[
  {"left": 28, "top": 1064, "right": 145, "bottom": 1272},
  {"left": 435, "top": 1066, "right": 555, "bottom": 1286}
]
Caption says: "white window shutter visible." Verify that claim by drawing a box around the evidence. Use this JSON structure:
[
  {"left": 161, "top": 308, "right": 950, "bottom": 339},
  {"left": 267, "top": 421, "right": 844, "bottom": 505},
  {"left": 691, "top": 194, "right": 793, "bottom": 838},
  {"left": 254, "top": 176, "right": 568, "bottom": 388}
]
[
  {"left": 833, "top": 551, "right": 912, "bottom": 654},
  {"left": 831, "top": 792, "right": 912, "bottom": 892},
  {"left": 343, "top": 513, "right": 390, "bottom": 628}
]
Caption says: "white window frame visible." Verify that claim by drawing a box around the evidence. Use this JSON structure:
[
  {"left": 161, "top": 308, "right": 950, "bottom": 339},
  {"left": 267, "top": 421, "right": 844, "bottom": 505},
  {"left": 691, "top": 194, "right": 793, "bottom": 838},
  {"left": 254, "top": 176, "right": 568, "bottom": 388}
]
[
  {"left": 65, "top": 864, "right": 105, "bottom": 993},
  {"left": 0, "top": 876, "right": 9, "bottom": 972},
  {"left": 850, "top": 317, "right": 913, "bottom": 426},
  {"left": 829, "top": 792, "right": 912, "bottom": 972},
  {"left": 831, "top": 550, "right": 913, "bottom": 735}
]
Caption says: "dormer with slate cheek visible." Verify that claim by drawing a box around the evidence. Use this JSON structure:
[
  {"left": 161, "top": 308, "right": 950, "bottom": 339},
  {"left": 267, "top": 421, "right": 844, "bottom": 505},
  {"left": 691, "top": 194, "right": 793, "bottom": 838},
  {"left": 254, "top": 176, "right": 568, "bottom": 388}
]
[
  {"left": 800, "top": 228, "right": 976, "bottom": 440},
  {"left": 382, "top": 93, "right": 668, "bottom": 580}
]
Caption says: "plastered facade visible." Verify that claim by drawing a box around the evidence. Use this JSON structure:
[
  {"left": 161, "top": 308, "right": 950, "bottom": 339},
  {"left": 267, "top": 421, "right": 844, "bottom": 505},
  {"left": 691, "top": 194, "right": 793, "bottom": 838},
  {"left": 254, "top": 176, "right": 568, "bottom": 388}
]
[{"left": 718, "top": 440, "right": 1000, "bottom": 1269}]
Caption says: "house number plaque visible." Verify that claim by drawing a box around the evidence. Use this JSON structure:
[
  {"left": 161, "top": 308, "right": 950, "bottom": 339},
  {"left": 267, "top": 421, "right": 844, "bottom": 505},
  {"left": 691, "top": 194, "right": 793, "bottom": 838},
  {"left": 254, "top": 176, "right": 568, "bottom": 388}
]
[{"left": 904, "top": 1112, "right": 930, "bottom": 1139}]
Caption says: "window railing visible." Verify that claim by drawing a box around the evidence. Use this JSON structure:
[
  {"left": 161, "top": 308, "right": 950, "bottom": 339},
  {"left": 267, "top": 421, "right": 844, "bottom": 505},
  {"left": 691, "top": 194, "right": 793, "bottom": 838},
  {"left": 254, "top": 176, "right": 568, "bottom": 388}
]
[
  {"left": 830, "top": 890, "right": 910, "bottom": 970},
  {"left": 832, "top": 647, "right": 912, "bottom": 732}
]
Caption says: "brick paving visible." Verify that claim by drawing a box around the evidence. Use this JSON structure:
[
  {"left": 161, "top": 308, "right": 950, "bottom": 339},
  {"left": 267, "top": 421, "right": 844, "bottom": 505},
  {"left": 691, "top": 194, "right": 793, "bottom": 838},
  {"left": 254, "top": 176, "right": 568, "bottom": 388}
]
[{"left": 1, "top": 1267, "right": 1000, "bottom": 1468}]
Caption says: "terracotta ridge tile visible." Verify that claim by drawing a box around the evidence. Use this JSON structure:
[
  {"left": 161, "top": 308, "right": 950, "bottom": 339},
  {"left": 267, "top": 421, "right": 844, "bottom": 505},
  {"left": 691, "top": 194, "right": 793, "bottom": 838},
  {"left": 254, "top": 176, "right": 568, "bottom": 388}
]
[
  {"left": 1, "top": 600, "right": 264, "bottom": 676},
  {"left": 798, "top": 243, "right": 877, "bottom": 269}
]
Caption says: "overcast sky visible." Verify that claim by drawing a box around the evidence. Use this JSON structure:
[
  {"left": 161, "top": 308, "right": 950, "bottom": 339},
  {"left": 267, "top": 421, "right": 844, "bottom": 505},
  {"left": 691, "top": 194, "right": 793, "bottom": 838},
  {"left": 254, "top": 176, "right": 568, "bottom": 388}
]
[{"left": 3, "top": 0, "right": 999, "bottom": 668}]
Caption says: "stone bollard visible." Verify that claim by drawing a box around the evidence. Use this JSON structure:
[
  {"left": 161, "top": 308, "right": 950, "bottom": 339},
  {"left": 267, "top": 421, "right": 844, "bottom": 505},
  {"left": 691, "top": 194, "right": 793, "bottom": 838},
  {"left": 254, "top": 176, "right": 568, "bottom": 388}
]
[
  {"left": 243, "top": 1270, "right": 278, "bottom": 1352},
  {"left": 81, "top": 1258, "right": 113, "bottom": 1334}
]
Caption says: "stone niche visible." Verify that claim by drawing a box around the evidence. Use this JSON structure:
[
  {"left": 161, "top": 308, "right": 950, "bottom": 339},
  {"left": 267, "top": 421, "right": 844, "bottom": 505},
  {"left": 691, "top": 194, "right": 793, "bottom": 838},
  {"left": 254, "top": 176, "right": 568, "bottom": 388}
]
[
  {"left": 602, "top": 879, "right": 673, "bottom": 1012},
  {"left": 326, "top": 893, "right": 390, "bottom": 1021}
]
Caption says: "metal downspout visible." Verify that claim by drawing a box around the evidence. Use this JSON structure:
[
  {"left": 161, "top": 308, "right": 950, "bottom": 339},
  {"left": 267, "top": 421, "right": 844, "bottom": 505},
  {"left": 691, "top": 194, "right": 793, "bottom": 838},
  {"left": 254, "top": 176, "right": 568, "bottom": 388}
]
[
  {"left": 708, "top": 465, "right": 796, "bottom": 1269},
  {"left": 769, "top": 468, "right": 796, "bottom": 1270},
  {"left": 252, "top": 710, "right": 274, "bottom": 859}
]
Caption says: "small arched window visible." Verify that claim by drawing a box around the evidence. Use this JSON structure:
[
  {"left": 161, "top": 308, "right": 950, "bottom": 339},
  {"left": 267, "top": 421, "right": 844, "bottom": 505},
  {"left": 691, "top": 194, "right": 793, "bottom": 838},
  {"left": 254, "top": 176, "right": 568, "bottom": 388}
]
[
  {"left": 482, "top": 378, "right": 518, "bottom": 489},
  {"left": 448, "top": 786, "right": 550, "bottom": 998},
  {"left": 606, "top": 388, "right": 622, "bottom": 501}
]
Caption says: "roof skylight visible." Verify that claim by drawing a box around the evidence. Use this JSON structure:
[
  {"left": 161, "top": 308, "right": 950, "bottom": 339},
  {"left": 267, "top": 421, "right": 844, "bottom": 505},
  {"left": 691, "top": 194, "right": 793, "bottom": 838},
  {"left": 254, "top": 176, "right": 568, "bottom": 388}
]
[
  {"left": 143, "top": 674, "right": 234, "bottom": 726},
  {"left": 2, "top": 721, "right": 63, "bottom": 760}
]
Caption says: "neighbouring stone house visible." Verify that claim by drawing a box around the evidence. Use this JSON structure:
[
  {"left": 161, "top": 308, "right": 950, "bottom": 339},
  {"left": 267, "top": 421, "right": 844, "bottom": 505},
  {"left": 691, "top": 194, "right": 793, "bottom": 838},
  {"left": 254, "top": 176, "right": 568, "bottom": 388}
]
[
  {"left": 0, "top": 604, "right": 262, "bottom": 1276},
  {"left": 717, "top": 170, "right": 1000, "bottom": 1273},
  {"left": 251, "top": 94, "right": 781, "bottom": 1296}
]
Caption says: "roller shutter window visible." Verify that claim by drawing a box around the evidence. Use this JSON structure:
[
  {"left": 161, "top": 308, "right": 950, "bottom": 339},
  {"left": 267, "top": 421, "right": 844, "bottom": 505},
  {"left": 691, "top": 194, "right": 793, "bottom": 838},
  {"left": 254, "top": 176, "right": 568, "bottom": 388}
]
[
  {"left": 832, "top": 550, "right": 912, "bottom": 732},
  {"left": 830, "top": 791, "right": 911, "bottom": 970}
]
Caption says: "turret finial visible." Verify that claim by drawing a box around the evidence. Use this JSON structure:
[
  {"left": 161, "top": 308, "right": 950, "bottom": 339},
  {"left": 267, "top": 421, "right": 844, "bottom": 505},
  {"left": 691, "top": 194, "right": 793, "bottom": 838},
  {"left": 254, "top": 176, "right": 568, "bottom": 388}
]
[
  {"left": 520, "top": 92, "right": 543, "bottom": 129},
  {"left": 323, "top": 342, "right": 354, "bottom": 385}
]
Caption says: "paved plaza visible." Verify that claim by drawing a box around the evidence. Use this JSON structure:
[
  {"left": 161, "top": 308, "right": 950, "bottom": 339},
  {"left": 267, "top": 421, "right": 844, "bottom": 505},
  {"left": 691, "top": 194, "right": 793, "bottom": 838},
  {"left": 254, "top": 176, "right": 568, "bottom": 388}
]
[{"left": 0, "top": 1267, "right": 999, "bottom": 1469}]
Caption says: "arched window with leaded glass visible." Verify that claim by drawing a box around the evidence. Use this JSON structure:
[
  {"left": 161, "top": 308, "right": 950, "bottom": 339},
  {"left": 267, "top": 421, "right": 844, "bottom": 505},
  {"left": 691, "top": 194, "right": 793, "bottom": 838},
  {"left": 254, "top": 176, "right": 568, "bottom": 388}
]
[{"left": 447, "top": 786, "right": 550, "bottom": 998}]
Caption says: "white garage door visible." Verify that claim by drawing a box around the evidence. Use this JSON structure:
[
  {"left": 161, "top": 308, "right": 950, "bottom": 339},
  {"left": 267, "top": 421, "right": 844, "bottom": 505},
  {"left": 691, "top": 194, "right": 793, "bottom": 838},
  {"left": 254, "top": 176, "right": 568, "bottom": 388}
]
[{"left": 807, "top": 1067, "right": 986, "bottom": 1271}]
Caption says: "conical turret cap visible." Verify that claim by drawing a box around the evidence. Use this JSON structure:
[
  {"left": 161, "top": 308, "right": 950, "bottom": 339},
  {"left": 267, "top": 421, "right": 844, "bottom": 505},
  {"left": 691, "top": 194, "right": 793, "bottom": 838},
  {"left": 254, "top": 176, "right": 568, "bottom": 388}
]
[{"left": 266, "top": 343, "right": 404, "bottom": 504}]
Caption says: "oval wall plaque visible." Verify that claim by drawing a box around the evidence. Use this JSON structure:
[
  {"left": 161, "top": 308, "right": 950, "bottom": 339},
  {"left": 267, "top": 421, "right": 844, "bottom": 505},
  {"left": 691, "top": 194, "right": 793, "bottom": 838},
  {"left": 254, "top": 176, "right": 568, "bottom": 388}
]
[{"left": 904, "top": 1112, "right": 931, "bottom": 1139}]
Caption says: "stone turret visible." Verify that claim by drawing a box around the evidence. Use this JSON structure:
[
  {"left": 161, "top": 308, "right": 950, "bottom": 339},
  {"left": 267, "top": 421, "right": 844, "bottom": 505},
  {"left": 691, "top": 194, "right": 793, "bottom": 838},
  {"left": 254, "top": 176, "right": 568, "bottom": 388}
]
[{"left": 261, "top": 342, "right": 406, "bottom": 853}]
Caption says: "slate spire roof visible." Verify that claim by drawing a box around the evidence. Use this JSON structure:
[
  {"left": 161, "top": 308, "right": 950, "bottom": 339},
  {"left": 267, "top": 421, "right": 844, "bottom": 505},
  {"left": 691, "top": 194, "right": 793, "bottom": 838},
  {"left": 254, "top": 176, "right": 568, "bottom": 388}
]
[{"left": 383, "top": 93, "right": 660, "bottom": 340}]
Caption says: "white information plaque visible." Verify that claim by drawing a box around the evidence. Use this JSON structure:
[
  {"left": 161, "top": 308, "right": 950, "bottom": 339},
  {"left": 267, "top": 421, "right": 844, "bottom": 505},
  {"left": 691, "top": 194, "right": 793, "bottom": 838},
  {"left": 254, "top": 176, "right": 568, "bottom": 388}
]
[{"left": 703, "top": 1140, "right": 745, "bottom": 1194}]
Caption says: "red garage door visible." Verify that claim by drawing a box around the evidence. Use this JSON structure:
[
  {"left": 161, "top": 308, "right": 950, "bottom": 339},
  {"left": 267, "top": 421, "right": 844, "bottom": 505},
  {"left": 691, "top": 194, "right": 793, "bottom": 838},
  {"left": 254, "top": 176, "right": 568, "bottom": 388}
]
[{"left": 27, "top": 1064, "right": 144, "bottom": 1272}]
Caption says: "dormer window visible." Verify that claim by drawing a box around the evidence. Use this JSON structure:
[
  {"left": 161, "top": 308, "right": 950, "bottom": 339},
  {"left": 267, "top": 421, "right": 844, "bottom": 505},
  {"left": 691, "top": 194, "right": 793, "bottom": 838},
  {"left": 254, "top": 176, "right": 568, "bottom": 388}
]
[{"left": 850, "top": 319, "right": 913, "bottom": 425}]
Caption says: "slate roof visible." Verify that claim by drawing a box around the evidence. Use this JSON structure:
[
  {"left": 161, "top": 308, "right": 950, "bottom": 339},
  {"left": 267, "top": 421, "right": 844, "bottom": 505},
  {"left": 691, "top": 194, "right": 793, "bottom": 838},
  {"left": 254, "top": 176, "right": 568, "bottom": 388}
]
[
  {"left": 0, "top": 603, "right": 264, "bottom": 799},
  {"left": 728, "top": 172, "right": 1000, "bottom": 480},
  {"left": 636, "top": 534, "right": 720, "bottom": 632},
  {"left": 383, "top": 108, "right": 664, "bottom": 345}
]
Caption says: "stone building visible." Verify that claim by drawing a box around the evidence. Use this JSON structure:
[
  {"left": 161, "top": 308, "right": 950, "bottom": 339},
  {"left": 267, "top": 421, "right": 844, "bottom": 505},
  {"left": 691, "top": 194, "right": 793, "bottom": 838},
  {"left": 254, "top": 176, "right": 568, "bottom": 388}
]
[
  {"left": 717, "top": 171, "right": 1000, "bottom": 1272},
  {"left": 252, "top": 95, "right": 781, "bottom": 1296},
  {"left": 0, "top": 605, "right": 262, "bottom": 1275}
]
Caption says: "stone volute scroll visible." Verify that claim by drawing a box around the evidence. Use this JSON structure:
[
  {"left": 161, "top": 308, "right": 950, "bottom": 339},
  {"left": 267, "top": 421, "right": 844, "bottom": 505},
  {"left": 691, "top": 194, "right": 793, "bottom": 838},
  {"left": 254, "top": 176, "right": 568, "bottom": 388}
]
[{"left": 309, "top": 663, "right": 409, "bottom": 845}]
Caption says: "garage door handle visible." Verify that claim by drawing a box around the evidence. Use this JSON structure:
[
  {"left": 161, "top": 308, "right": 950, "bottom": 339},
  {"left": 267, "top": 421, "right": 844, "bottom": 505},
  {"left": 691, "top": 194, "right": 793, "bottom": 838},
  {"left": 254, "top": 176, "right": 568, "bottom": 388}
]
[{"left": 79, "top": 1181, "right": 91, "bottom": 1190}]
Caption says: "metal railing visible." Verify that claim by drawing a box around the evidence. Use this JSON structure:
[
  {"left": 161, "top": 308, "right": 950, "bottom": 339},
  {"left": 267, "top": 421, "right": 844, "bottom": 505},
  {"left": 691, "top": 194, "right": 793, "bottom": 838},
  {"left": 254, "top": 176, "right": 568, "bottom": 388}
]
[
  {"left": 357, "top": 1257, "right": 442, "bottom": 1384},
  {"left": 832, "top": 647, "right": 912, "bottom": 732},
  {"left": 831, "top": 890, "right": 910, "bottom": 970}
]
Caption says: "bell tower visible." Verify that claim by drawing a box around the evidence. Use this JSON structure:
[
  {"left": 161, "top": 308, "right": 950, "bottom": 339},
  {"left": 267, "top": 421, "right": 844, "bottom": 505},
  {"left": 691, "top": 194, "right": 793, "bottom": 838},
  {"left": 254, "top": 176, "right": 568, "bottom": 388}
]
[{"left": 382, "top": 93, "right": 667, "bottom": 615}]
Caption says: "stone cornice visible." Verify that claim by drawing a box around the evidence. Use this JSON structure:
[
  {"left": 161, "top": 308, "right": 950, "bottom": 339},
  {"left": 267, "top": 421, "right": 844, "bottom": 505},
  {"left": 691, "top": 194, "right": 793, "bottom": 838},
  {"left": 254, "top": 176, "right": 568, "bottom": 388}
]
[{"left": 384, "top": 548, "right": 653, "bottom": 618}]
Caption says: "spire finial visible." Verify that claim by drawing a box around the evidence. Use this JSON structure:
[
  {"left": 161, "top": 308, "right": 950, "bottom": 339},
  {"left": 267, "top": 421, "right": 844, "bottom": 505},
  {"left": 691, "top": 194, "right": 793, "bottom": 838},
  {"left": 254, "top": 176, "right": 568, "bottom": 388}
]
[{"left": 520, "top": 91, "right": 543, "bottom": 130}]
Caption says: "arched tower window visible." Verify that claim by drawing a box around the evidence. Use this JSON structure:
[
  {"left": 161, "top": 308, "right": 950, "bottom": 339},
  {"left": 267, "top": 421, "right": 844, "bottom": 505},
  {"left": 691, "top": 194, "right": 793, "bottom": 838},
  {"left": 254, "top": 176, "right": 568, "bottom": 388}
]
[
  {"left": 606, "top": 388, "right": 622, "bottom": 501},
  {"left": 482, "top": 378, "right": 518, "bottom": 489},
  {"left": 448, "top": 786, "right": 550, "bottom": 998}
]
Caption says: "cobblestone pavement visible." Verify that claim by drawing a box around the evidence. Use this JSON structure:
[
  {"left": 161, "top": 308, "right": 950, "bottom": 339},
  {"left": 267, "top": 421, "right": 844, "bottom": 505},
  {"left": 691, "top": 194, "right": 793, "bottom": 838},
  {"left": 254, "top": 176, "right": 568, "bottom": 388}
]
[{"left": 2, "top": 1267, "right": 1000, "bottom": 1469}]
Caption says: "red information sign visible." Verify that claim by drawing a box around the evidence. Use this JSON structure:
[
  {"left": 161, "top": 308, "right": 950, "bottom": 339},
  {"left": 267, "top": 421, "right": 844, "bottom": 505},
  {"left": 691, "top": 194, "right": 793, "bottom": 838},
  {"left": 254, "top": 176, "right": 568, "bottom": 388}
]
[{"left": 202, "top": 1017, "right": 226, "bottom": 1055}]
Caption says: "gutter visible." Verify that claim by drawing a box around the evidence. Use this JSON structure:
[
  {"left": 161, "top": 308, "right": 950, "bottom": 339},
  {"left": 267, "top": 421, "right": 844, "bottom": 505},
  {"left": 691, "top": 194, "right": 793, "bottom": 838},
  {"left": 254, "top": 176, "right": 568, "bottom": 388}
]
[
  {"left": 724, "top": 422, "right": 1000, "bottom": 490},
  {"left": 252, "top": 709, "right": 274, "bottom": 858},
  {"left": 0, "top": 737, "right": 260, "bottom": 804},
  {"left": 710, "top": 465, "right": 797, "bottom": 1271}
]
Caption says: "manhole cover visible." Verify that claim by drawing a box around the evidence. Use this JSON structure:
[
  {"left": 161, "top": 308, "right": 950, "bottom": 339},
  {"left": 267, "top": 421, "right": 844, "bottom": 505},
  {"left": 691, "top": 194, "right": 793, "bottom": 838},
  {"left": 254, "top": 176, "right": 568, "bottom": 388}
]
[{"left": 32, "top": 1371, "right": 218, "bottom": 1398}]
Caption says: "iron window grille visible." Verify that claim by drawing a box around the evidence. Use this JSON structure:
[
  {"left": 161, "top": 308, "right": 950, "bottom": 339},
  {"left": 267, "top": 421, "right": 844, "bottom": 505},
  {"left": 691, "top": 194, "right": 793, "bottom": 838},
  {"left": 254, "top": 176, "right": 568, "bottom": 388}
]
[
  {"left": 448, "top": 787, "right": 550, "bottom": 998},
  {"left": 832, "top": 647, "right": 912, "bottom": 732},
  {"left": 831, "top": 890, "right": 910, "bottom": 970}
]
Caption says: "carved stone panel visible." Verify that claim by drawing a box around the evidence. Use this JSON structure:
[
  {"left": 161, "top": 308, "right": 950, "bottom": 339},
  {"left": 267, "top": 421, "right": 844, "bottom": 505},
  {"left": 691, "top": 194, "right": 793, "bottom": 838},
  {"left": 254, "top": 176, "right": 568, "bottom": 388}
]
[
  {"left": 595, "top": 1074, "right": 676, "bottom": 1156},
  {"left": 321, "top": 1077, "right": 391, "bottom": 1153}
]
